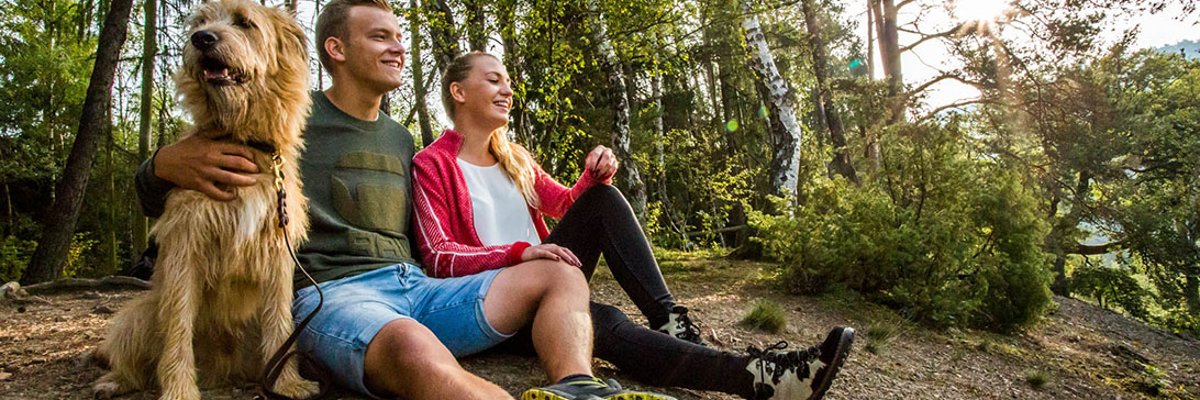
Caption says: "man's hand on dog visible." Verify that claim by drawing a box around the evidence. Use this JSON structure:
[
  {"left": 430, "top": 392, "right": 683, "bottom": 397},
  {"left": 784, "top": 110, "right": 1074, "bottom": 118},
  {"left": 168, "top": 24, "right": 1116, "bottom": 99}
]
[{"left": 154, "top": 134, "right": 259, "bottom": 201}]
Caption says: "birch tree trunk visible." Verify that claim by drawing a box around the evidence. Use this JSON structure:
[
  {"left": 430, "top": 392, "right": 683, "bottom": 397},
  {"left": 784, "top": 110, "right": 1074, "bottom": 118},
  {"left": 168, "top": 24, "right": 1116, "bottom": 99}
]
[
  {"left": 741, "top": 1, "right": 803, "bottom": 198},
  {"left": 22, "top": 0, "right": 134, "bottom": 284},
  {"left": 588, "top": 0, "right": 647, "bottom": 223},
  {"left": 133, "top": 0, "right": 156, "bottom": 257}
]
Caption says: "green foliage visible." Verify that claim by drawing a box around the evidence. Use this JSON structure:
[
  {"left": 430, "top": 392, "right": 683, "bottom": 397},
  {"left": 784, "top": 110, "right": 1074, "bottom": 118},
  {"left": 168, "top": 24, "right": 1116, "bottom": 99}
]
[
  {"left": 0, "top": 235, "right": 35, "bottom": 283},
  {"left": 739, "top": 300, "right": 787, "bottom": 333},
  {"left": 1071, "top": 263, "right": 1152, "bottom": 320},
  {"left": 751, "top": 122, "right": 1052, "bottom": 332}
]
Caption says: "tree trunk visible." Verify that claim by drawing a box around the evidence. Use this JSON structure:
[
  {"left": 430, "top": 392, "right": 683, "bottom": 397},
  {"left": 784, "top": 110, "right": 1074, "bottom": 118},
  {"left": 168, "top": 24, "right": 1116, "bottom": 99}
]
[
  {"left": 875, "top": 0, "right": 902, "bottom": 99},
  {"left": 427, "top": 0, "right": 461, "bottom": 74},
  {"left": 1186, "top": 274, "right": 1200, "bottom": 315},
  {"left": 409, "top": 0, "right": 435, "bottom": 146},
  {"left": 866, "top": 0, "right": 875, "bottom": 78},
  {"left": 741, "top": 1, "right": 803, "bottom": 198},
  {"left": 133, "top": 0, "right": 156, "bottom": 258},
  {"left": 802, "top": 0, "right": 858, "bottom": 185},
  {"left": 465, "top": 0, "right": 487, "bottom": 52},
  {"left": 497, "top": 0, "right": 529, "bottom": 144},
  {"left": 22, "top": 0, "right": 134, "bottom": 284},
  {"left": 588, "top": 0, "right": 647, "bottom": 223}
]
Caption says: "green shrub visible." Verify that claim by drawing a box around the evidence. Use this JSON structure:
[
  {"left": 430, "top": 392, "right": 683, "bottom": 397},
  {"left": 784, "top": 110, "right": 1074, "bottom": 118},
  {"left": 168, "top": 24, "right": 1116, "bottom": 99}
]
[
  {"left": 739, "top": 300, "right": 787, "bottom": 333},
  {"left": 1071, "top": 264, "right": 1152, "bottom": 320},
  {"left": 750, "top": 123, "right": 1053, "bottom": 331}
]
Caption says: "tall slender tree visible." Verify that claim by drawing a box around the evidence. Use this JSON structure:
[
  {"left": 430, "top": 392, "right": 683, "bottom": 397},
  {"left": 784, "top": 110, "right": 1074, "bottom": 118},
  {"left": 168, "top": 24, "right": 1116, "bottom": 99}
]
[
  {"left": 133, "top": 0, "right": 157, "bottom": 257},
  {"left": 802, "top": 0, "right": 858, "bottom": 184},
  {"left": 22, "top": 0, "right": 135, "bottom": 284},
  {"left": 409, "top": 0, "right": 435, "bottom": 146},
  {"left": 588, "top": 0, "right": 647, "bottom": 222},
  {"left": 741, "top": 1, "right": 803, "bottom": 198}
]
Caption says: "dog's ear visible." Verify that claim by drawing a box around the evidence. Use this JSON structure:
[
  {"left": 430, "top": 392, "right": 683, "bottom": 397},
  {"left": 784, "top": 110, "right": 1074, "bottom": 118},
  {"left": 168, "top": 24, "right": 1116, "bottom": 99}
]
[{"left": 268, "top": 6, "right": 309, "bottom": 66}]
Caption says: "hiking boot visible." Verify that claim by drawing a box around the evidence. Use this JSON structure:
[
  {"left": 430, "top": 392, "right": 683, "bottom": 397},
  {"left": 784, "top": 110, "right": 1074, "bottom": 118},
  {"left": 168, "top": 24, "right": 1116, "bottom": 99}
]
[
  {"left": 655, "top": 305, "right": 705, "bottom": 345},
  {"left": 746, "top": 327, "right": 855, "bottom": 400},
  {"left": 520, "top": 376, "right": 678, "bottom": 400}
]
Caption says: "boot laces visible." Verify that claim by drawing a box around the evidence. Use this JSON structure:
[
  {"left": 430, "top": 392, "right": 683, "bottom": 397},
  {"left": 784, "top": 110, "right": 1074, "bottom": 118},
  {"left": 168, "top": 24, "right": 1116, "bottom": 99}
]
[{"left": 747, "top": 341, "right": 821, "bottom": 385}]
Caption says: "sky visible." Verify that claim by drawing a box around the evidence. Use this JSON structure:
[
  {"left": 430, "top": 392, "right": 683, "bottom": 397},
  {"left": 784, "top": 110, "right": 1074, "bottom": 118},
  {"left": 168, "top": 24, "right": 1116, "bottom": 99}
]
[{"left": 845, "top": 1, "right": 1200, "bottom": 109}]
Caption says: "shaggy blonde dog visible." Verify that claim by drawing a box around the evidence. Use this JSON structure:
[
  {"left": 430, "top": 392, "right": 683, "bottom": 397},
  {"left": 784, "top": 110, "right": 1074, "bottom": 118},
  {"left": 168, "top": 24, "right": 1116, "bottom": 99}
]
[{"left": 93, "top": 1, "right": 317, "bottom": 399}]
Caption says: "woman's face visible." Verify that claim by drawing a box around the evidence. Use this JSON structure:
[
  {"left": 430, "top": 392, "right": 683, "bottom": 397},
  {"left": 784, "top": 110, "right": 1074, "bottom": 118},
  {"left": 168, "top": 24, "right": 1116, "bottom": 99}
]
[{"left": 453, "top": 56, "right": 513, "bottom": 128}]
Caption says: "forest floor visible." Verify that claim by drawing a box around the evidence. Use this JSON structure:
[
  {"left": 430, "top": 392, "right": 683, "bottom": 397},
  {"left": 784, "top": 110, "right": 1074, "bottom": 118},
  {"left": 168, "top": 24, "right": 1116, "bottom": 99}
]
[{"left": 1, "top": 253, "right": 1198, "bottom": 400}]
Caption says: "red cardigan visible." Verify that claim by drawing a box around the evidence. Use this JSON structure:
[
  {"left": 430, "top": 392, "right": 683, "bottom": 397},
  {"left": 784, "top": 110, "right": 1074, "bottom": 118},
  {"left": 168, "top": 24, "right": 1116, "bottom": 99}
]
[{"left": 411, "top": 129, "right": 611, "bottom": 278}]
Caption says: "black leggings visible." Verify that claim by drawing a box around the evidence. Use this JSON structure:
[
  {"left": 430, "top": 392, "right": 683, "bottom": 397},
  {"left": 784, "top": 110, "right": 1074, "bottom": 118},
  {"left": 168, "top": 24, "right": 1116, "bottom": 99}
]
[
  {"left": 544, "top": 185, "right": 674, "bottom": 326},
  {"left": 537, "top": 186, "right": 756, "bottom": 398}
]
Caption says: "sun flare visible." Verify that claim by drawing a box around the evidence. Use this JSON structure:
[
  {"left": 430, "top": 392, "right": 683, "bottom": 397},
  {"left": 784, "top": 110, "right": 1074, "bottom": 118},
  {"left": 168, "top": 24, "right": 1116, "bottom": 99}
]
[{"left": 953, "top": 1, "right": 1010, "bottom": 23}]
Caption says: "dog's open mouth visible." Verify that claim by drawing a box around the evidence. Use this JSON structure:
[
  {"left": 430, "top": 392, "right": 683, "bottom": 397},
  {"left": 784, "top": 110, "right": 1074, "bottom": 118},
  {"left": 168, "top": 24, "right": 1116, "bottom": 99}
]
[{"left": 200, "top": 57, "right": 247, "bottom": 86}]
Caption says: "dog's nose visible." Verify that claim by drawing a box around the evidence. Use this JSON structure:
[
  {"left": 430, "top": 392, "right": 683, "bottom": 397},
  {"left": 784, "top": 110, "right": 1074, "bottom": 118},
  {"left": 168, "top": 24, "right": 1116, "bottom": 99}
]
[{"left": 191, "top": 30, "right": 219, "bottom": 50}]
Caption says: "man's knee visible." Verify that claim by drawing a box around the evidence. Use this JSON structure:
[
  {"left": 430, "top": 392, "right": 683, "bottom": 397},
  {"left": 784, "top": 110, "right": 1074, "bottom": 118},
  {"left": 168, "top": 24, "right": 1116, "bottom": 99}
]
[
  {"left": 539, "top": 261, "right": 589, "bottom": 295},
  {"left": 364, "top": 320, "right": 458, "bottom": 393}
]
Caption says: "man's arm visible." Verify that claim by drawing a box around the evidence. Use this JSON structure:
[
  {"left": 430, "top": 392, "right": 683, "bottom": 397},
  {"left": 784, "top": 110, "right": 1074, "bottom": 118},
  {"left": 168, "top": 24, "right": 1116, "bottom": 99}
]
[
  {"left": 134, "top": 134, "right": 261, "bottom": 217},
  {"left": 134, "top": 151, "right": 176, "bottom": 218}
]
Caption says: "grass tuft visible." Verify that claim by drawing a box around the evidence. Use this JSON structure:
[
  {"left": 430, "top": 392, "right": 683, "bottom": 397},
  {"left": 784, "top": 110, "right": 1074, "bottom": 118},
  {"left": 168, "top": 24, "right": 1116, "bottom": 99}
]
[
  {"left": 1024, "top": 369, "right": 1051, "bottom": 389},
  {"left": 865, "top": 318, "right": 908, "bottom": 355},
  {"left": 739, "top": 300, "right": 787, "bottom": 333}
]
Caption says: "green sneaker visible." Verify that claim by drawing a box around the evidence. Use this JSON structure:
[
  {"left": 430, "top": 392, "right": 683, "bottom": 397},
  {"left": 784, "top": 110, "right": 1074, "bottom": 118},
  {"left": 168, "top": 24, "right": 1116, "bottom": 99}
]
[{"left": 520, "top": 376, "right": 677, "bottom": 400}]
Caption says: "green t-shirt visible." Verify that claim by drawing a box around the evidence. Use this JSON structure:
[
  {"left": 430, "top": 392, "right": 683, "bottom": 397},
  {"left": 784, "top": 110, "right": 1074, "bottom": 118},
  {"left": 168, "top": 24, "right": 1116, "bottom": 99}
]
[{"left": 295, "top": 91, "right": 419, "bottom": 288}]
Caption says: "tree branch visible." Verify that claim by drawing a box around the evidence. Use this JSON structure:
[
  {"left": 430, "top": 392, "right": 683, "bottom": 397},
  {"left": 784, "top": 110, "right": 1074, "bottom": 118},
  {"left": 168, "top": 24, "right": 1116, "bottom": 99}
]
[
  {"left": 914, "top": 99, "right": 992, "bottom": 124},
  {"left": 900, "top": 24, "right": 964, "bottom": 53},
  {"left": 1073, "top": 242, "right": 1120, "bottom": 256}
]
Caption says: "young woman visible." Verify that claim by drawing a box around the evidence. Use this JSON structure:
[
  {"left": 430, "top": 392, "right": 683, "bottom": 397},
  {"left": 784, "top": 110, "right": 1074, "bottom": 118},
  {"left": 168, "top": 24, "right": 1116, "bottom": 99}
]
[{"left": 411, "top": 51, "right": 855, "bottom": 400}]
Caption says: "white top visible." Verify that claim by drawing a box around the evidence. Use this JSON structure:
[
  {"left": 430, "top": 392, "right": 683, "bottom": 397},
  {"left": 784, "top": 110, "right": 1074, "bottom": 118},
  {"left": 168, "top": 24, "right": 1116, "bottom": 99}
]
[{"left": 457, "top": 158, "right": 542, "bottom": 246}]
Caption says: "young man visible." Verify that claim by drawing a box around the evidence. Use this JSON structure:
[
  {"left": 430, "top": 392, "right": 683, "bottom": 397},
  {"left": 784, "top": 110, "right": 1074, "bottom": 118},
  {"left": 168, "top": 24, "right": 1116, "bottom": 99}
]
[{"left": 133, "top": 1, "right": 672, "bottom": 398}]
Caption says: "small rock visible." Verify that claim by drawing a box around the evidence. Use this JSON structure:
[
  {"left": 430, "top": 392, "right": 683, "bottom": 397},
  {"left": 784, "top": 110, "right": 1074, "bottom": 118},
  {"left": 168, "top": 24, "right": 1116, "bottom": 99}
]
[
  {"left": 92, "top": 304, "right": 115, "bottom": 315},
  {"left": 0, "top": 371, "right": 10, "bottom": 381},
  {"left": 80, "top": 291, "right": 102, "bottom": 300}
]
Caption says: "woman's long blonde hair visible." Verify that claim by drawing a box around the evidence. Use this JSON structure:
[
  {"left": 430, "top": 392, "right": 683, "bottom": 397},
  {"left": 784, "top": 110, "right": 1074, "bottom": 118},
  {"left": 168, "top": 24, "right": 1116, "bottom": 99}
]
[{"left": 442, "top": 51, "right": 540, "bottom": 208}]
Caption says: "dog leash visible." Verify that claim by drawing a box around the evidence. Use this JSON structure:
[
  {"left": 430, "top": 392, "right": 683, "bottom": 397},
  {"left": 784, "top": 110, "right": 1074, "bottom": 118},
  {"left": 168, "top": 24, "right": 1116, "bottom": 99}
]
[{"left": 258, "top": 153, "right": 334, "bottom": 400}]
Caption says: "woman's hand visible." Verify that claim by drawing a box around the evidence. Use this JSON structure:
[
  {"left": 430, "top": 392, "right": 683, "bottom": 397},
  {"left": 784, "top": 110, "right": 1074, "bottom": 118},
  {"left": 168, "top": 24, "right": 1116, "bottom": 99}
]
[
  {"left": 521, "top": 243, "right": 582, "bottom": 267},
  {"left": 585, "top": 145, "right": 618, "bottom": 181}
]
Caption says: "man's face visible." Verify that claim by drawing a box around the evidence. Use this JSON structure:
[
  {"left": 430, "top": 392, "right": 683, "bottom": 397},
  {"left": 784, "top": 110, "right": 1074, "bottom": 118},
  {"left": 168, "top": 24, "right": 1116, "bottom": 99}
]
[{"left": 338, "top": 6, "right": 405, "bottom": 92}]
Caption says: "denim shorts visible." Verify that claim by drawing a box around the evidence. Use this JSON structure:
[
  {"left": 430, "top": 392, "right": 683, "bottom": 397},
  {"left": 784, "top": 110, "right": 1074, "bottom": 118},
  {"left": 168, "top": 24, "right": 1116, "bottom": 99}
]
[{"left": 291, "top": 264, "right": 510, "bottom": 397}]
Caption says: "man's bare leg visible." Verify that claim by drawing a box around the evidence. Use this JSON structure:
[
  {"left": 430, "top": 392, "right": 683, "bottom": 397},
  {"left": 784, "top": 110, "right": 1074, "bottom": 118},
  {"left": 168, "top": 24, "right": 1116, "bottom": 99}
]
[
  {"left": 484, "top": 260, "right": 594, "bottom": 381},
  {"left": 363, "top": 319, "right": 512, "bottom": 399}
]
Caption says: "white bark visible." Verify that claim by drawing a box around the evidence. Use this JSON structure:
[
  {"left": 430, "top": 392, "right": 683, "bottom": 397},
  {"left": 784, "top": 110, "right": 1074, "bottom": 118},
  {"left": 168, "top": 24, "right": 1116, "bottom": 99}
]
[
  {"left": 589, "top": 0, "right": 648, "bottom": 221},
  {"left": 741, "top": 2, "right": 803, "bottom": 197}
]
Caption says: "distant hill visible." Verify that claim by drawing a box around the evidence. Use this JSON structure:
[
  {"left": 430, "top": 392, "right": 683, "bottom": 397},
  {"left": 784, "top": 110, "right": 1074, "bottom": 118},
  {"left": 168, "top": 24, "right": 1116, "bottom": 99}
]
[{"left": 1157, "top": 39, "right": 1200, "bottom": 59}]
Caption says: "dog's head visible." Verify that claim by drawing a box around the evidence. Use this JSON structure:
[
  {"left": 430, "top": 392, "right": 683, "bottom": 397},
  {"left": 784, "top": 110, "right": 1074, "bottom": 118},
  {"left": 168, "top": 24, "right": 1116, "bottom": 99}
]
[{"left": 177, "top": 0, "right": 310, "bottom": 144}]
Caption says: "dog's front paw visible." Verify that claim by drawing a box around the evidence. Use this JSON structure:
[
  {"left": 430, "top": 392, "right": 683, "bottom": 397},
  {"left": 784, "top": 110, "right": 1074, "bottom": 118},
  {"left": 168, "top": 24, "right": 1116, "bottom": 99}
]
[
  {"left": 92, "top": 380, "right": 121, "bottom": 400},
  {"left": 93, "top": 373, "right": 131, "bottom": 399},
  {"left": 274, "top": 377, "right": 321, "bottom": 399}
]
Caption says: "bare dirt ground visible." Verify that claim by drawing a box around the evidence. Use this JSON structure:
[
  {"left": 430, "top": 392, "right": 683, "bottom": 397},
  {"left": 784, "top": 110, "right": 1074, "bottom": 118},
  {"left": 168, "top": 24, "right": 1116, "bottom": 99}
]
[{"left": 1, "top": 255, "right": 1197, "bottom": 399}]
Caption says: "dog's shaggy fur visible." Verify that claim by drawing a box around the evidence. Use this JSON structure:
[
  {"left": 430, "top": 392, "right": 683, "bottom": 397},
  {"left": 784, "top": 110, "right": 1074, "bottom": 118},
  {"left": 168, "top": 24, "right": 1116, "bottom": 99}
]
[{"left": 93, "top": 1, "right": 316, "bottom": 399}]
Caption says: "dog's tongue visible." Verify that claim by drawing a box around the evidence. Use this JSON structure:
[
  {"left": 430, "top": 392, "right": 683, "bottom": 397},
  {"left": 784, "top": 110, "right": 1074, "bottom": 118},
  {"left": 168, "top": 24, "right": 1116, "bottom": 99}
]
[{"left": 205, "top": 68, "right": 230, "bottom": 80}]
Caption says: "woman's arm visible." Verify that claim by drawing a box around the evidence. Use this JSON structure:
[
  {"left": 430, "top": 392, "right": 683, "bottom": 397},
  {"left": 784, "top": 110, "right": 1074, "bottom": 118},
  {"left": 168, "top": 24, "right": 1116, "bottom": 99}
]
[
  {"left": 411, "top": 153, "right": 530, "bottom": 278},
  {"left": 534, "top": 146, "right": 615, "bottom": 219}
]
